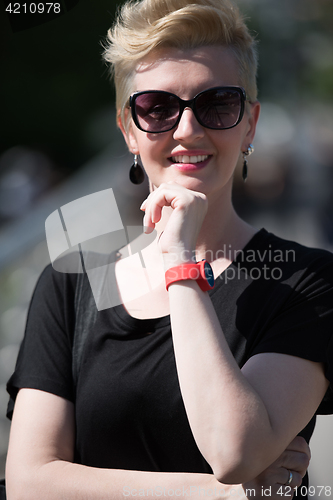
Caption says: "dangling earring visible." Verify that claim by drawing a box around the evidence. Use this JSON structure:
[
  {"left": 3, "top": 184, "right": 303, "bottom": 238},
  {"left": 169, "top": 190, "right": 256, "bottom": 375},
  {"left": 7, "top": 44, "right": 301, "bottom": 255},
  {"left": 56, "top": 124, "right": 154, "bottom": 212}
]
[
  {"left": 129, "top": 154, "right": 144, "bottom": 184},
  {"left": 242, "top": 144, "right": 254, "bottom": 181}
]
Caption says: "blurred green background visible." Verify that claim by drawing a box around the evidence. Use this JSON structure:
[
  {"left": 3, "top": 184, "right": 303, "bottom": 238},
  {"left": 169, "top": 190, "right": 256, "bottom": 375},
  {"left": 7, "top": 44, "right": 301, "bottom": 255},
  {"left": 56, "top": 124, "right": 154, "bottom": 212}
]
[
  {"left": 0, "top": 0, "right": 333, "bottom": 489},
  {"left": 1, "top": 0, "right": 333, "bottom": 177}
]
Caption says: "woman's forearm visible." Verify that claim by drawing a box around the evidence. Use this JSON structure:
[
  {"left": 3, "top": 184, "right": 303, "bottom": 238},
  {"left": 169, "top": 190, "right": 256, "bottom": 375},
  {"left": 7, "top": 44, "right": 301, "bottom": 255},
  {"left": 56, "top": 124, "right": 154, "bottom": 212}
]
[
  {"left": 8, "top": 437, "right": 310, "bottom": 500},
  {"left": 7, "top": 462, "right": 243, "bottom": 500},
  {"left": 6, "top": 390, "right": 244, "bottom": 500}
]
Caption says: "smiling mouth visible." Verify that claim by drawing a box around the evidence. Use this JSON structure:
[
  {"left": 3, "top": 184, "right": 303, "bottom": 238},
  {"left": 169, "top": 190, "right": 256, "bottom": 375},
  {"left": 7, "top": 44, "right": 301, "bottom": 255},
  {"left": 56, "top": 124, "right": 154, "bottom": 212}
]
[{"left": 169, "top": 155, "right": 210, "bottom": 164}]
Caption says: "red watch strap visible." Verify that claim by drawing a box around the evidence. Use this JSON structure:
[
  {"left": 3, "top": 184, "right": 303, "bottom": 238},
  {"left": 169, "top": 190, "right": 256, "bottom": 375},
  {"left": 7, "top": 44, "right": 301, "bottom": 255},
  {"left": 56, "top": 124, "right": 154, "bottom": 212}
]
[{"left": 165, "top": 261, "right": 214, "bottom": 292}]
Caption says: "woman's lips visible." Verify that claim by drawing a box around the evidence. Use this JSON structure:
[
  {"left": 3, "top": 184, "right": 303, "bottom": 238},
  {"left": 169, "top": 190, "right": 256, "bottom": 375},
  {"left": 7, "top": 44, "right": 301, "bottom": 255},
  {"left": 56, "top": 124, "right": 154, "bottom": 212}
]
[{"left": 168, "top": 154, "right": 212, "bottom": 171}]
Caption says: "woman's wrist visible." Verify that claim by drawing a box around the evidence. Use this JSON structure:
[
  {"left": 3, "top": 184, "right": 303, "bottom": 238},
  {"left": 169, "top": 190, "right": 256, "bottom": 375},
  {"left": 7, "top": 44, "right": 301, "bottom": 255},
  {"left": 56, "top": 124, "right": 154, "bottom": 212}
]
[{"left": 162, "top": 246, "right": 197, "bottom": 270}]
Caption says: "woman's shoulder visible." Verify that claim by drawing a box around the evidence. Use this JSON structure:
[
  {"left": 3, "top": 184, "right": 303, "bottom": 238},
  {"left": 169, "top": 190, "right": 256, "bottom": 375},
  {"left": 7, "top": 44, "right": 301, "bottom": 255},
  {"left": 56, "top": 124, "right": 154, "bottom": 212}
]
[
  {"left": 38, "top": 261, "right": 79, "bottom": 284},
  {"left": 240, "top": 230, "right": 333, "bottom": 414},
  {"left": 249, "top": 228, "right": 333, "bottom": 275},
  {"left": 32, "top": 262, "right": 80, "bottom": 309},
  {"left": 6, "top": 264, "right": 80, "bottom": 415}
]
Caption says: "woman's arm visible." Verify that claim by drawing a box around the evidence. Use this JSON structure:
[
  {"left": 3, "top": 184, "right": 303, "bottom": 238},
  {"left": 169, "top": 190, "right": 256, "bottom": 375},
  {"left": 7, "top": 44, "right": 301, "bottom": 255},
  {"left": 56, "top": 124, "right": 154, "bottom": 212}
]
[
  {"left": 168, "top": 282, "right": 327, "bottom": 483},
  {"left": 5, "top": 389, "right": 221, "bottom": 500},
  {"left": 6, "top": 389, "right": 309, "bottom": 500},
  {"left": 141, "top": 183, "right": 329, "bottom": 484}
]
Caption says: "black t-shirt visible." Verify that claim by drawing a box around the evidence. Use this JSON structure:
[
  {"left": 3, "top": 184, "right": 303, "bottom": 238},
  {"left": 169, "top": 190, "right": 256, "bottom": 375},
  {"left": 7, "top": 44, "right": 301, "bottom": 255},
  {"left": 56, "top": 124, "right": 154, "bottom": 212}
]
[{"left": 6, "top": 229, "right": 333, "bottom": 473}]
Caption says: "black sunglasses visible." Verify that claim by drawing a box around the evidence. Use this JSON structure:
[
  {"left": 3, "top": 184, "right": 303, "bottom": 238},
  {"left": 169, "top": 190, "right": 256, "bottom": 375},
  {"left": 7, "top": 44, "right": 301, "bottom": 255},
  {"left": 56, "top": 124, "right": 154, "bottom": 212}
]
[{"left": 129, "top": 86, "right": 247, "bottom": 134}]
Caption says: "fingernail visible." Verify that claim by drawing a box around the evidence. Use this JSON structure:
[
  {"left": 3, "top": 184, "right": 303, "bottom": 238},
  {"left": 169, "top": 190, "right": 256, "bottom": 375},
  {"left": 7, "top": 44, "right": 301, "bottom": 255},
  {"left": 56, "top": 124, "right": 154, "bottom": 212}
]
[{"left": 140, "top": 199, "right": 147, "bottom": 210}]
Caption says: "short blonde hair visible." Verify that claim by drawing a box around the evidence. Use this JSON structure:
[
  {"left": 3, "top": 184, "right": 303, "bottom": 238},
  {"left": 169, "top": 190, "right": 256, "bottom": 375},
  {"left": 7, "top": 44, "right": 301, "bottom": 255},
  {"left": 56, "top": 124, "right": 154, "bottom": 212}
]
[{"left": 103, "top": 0, "right": 258, "bottom": 129}]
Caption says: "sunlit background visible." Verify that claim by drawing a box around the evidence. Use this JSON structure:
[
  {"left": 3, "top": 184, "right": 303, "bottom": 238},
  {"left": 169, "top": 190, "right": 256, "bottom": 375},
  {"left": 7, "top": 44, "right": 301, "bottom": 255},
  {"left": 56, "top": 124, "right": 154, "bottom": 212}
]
[{"left": 0, "top": 0, "right": 333, "bottom": 491}]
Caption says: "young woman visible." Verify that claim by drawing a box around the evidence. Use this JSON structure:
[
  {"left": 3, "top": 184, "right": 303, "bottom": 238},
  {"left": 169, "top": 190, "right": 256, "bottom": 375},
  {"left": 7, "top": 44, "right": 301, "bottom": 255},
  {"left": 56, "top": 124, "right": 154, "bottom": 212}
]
[{"left": 5, "top": 0, "right": 332, "bottom": 498}]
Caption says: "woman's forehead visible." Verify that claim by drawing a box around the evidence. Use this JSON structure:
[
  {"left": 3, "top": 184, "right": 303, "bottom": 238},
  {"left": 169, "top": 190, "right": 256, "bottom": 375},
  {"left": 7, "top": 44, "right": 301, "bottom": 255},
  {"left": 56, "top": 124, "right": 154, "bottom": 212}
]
[{"left": 133, "top": 45, "right": 240, "bottom": 93}]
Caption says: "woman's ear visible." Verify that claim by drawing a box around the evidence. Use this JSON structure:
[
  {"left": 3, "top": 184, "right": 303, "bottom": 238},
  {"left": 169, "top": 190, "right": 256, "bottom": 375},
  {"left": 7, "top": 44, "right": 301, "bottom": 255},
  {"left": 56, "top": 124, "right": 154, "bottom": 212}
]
[
  {"left": 242, "top": 101, "right": 260, "bottom": 150},
  {"left": 118, "top": 109, "right": 139, "bottom": 154}
]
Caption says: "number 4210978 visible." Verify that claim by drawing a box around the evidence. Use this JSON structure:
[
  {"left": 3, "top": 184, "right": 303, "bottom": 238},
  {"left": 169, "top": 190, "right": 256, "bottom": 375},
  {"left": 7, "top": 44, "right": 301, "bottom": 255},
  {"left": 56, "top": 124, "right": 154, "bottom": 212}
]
[
  {"left": 277, "top": 486, "right": 332, "bottom": 497},
  {"left": 5, "top": 3, "right": 61, "bottom": 14}
]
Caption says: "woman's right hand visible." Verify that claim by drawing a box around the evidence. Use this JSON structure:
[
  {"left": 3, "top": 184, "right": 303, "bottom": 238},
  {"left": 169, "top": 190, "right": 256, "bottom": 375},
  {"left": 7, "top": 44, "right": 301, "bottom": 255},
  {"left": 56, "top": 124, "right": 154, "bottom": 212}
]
[
  {"left": 140, "top": 182, "right": 208, "bottom": 265},
  {"left": 242, "top": 436, "right": 310, "bottom": 499}
]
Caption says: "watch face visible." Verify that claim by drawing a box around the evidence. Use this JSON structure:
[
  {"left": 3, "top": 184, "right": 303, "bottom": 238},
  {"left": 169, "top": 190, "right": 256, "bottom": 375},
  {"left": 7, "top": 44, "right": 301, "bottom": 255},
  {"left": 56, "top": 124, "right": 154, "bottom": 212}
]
[{"left": 203, "top": 261, "right": 215, "bottom": 287}]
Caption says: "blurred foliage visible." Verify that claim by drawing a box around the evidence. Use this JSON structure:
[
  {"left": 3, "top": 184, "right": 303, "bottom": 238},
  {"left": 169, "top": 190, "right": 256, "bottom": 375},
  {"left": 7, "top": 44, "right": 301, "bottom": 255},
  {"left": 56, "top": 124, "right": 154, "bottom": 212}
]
[
  {"left": 0, "top": 0, "right": 120, "bottom": 172},
  {"left": 238, "top": 0, "right": 333, "bottom": 103},
  {"left": 1, "top": 0, "right": 333, "bottom": 174}
]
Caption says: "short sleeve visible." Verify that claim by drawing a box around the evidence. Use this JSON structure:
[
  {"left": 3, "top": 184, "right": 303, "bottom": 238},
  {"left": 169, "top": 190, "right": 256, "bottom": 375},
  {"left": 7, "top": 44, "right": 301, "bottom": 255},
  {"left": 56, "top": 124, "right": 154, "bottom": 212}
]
[
  {"left": 250, "top": 250, "right": 333, "bottom": 414},
  {"left": 6, "top": 264, "right": 76, "bottom": 419}
]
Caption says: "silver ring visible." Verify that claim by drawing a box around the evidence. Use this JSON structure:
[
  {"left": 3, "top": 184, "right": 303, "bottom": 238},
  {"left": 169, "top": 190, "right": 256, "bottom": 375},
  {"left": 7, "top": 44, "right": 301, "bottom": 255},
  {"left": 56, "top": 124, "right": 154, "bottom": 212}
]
[{"left": 285, "top": 470, "right": 293, "bottom": 485}]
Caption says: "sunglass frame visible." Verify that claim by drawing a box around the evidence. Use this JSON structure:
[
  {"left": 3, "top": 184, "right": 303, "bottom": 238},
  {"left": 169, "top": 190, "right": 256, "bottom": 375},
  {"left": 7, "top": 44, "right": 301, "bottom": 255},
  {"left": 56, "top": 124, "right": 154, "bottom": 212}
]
[{"left": 129, "top": 86, "right": 247, "bottom": 134}]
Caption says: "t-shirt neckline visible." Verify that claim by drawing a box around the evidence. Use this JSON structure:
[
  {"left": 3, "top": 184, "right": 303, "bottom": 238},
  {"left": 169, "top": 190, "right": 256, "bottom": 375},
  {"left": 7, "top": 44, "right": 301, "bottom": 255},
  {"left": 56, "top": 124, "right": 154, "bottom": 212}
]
[{"left": 113, "top": 228, "right": 269, "bottom": 326}]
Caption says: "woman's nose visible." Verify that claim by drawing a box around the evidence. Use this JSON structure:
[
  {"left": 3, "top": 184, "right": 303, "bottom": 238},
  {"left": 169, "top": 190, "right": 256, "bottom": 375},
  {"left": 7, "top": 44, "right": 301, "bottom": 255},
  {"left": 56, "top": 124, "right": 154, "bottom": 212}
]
[{"left": 173, "top": 107, "right": 205, "bottom": 142}]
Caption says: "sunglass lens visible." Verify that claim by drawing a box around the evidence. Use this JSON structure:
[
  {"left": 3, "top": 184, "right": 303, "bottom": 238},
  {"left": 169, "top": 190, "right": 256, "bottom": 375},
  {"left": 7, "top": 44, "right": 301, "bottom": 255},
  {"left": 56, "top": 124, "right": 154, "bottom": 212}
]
[
  {"left": 196, "top": 89, "right": 242, "bottom": 129},
  {"left": 135, "top": 93, "right": 180, "bottom": 132}
]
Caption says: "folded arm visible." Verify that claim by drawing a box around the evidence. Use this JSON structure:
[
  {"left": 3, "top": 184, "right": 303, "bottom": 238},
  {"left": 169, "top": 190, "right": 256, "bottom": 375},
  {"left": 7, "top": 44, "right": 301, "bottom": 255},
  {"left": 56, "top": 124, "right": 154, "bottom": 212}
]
[
  {"left": 168, "top": 281, "right": 328, "bottom": 483},
  {"left": 6, "top": 389, "right": 310, "bottom": 500}
]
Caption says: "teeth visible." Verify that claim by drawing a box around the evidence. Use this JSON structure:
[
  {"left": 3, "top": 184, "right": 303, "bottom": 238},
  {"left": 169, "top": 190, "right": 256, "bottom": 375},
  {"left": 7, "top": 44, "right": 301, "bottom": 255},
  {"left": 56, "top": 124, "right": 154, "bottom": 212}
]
[{"left": 171, "top": 155, "right": 209, "bottom": 164}]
